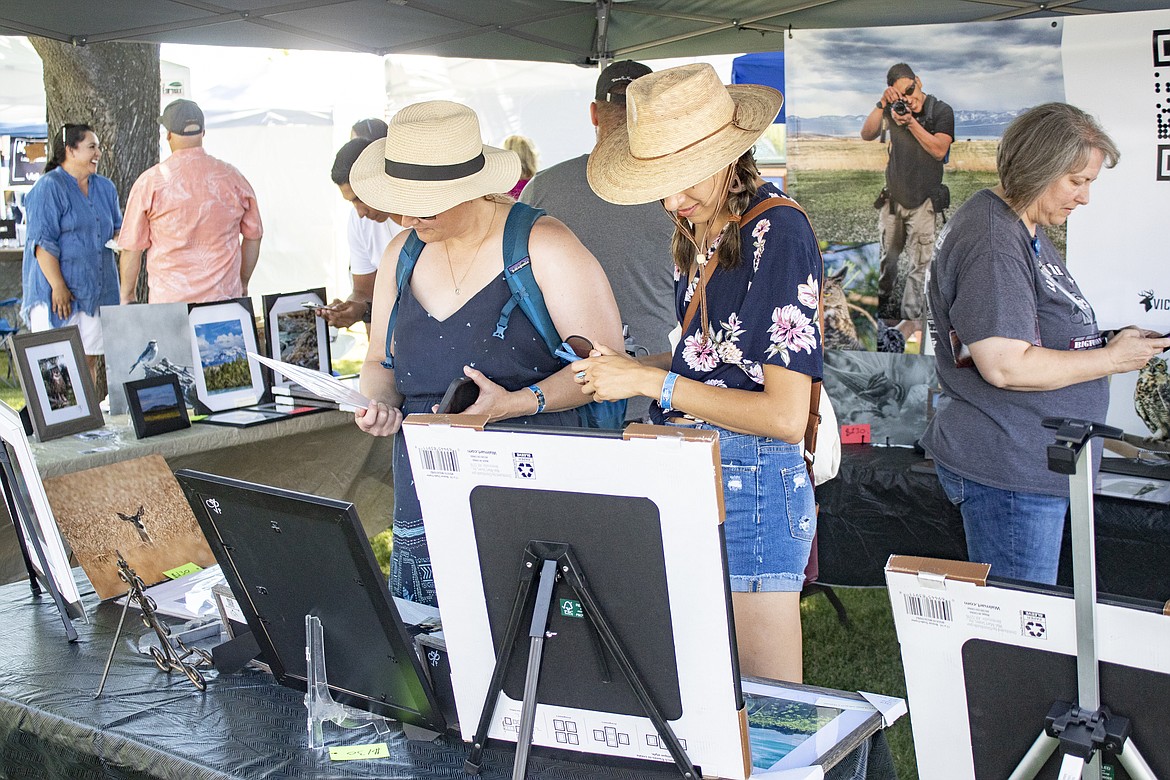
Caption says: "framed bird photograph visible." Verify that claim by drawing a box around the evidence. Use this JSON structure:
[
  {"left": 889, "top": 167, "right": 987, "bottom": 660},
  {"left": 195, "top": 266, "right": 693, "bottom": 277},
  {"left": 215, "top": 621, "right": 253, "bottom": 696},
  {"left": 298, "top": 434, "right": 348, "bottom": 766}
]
[
  {"left": 101, "top": 303, "right": 199, "bottom": 417},
  {"left": 261, "top": 288, "right": 330, "bottom": 390},
  {"left": 8, "top": 327, "right": 104, "bottom": 442},
  {"left": 125, "top": 374, "right": 191, "bottom": 439}
]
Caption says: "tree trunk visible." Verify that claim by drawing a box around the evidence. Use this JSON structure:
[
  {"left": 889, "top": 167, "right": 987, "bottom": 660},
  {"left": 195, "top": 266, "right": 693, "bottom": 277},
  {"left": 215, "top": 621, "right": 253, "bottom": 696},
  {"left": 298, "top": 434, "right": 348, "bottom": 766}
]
[{"left": 29, "top": 38, "right": 159, "bottom": 304}]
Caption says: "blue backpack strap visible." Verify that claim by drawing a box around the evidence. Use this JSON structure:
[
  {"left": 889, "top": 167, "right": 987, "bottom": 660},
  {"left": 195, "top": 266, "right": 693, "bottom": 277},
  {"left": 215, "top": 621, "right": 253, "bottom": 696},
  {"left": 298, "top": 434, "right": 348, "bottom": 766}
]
[
  {"left": 381, "top": 229, "right": 425, "bottom": 369},
  {"left": 494, "top": 202, "right": 627, "bottom": 429},
  {"left": 494, "top": 203, "right": 562, "bottom": 355}
]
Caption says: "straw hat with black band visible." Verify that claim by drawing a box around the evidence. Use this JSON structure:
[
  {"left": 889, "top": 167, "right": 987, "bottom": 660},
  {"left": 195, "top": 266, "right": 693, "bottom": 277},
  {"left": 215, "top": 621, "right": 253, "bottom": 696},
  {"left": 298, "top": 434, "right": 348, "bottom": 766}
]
[
  {"left": 587, "top": 63, "right": 783, "bottom": 206},
  {"left": 350, "top": 100, "right": 520, "bottom": 218}
]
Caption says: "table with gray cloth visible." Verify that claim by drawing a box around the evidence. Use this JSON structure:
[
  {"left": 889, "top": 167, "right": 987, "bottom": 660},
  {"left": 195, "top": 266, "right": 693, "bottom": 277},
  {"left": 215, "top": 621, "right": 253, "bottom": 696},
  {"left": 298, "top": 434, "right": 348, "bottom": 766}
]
[
  {"left": 0, "top": 411, "right": 393, "bottom": 586},
  {"left": 0, "top": 576, "right": 895, "bottom": 779}
]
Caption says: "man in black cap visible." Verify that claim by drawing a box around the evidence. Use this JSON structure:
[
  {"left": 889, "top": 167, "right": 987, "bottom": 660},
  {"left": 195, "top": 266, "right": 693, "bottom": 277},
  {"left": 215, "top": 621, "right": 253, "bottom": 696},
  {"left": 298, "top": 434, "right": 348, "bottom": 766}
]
[
  {"left": 520, "top": 61, "right": 675, "bottom": 422},
  {"left": 860, "top": 63, "right": 954, "bottom": 325},
  {"left": 119, "top": 99, "right": 264, "bottom": 304}
]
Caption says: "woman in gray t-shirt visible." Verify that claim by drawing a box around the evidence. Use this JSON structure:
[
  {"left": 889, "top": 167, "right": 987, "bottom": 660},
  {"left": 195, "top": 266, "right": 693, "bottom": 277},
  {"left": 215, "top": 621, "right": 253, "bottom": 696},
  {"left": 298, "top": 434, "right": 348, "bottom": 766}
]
[{"left": 922, "top": 103, "right": 1169, "bottom": 585}]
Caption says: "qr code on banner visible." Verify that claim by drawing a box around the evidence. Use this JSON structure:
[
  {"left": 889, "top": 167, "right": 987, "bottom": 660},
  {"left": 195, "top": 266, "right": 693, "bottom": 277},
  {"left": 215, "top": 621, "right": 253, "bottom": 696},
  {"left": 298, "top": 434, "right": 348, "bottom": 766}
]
[{"left": 1155, "top": 28, "right": 1170, "bottom": 67}]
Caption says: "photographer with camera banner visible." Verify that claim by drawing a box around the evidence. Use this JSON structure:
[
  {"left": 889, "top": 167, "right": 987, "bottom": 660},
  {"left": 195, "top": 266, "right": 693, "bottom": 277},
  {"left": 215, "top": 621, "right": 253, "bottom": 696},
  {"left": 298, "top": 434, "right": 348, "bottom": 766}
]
[{"left": 861, "top": 63, "right": 954, "bottom": 332}]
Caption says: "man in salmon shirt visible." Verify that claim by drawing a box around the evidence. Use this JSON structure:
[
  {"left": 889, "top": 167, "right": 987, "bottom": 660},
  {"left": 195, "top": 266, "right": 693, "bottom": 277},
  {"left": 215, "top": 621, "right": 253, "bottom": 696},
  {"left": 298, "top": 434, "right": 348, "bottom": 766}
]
[{"left": 118, "top": 99, "right": 264, "bottom": 304}]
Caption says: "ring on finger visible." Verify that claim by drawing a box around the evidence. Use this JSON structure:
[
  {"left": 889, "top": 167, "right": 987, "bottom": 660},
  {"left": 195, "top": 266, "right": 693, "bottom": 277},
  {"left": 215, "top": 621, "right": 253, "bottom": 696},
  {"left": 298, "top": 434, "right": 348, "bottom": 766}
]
[{"left": 575, "top": 370, "right": 587, "bottom": 380}]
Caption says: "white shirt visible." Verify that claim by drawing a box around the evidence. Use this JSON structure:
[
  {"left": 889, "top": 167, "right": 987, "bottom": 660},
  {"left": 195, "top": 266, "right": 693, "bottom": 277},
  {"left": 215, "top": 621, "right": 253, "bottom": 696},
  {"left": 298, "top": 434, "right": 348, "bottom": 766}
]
[{"left": 347, "top": 209, "right": 400, "bottom": 276}]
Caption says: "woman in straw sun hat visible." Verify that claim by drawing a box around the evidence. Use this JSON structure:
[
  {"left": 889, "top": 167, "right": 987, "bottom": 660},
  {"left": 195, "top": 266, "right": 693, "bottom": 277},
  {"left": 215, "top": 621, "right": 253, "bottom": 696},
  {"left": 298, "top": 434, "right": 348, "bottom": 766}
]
[
  {"left": 349, "top": 100, "right": 622, "bottom": 607},
  {"left": 577, "top": 63, "right": 823, "bottom": 681}
]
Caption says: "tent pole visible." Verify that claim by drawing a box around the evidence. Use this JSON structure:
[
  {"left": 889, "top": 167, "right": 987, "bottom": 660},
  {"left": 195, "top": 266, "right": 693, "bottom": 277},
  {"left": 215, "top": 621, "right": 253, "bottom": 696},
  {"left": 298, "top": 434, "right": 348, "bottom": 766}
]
[{"left": 595, "top": 0, "right": 612, "bottom": 67}]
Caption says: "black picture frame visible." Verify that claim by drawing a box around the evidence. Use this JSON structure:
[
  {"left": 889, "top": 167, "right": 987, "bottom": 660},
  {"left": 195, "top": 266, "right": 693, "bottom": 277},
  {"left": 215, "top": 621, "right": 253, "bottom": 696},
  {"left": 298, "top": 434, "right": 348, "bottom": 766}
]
[
  {"left": 260, "top": 288, "right": 330, "bottom": 391},
  {"left": 174, "top": 469, "right": 446, "bottom": 733},
  {"left": 124, "top": 374, "right": 190, "bottom": 439},
  {"left": 8, "top": 327, "right": 104, "bottom": 442}
]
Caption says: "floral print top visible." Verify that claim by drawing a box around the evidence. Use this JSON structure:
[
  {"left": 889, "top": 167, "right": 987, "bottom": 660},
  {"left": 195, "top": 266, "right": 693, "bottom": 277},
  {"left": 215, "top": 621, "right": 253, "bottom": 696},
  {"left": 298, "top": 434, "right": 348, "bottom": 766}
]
[{"left": 652, "top": 182, "right": 823, "bottom": 423}]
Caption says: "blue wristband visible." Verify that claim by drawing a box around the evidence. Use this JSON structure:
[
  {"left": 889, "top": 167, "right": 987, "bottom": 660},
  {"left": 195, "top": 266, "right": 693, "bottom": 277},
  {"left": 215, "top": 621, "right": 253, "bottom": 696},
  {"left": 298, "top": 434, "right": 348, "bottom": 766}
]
[
  {"left": 528, "top": 384, "right": 546, "bottom": 414},
  {"left": 660, "top": 372, "right": 680, "bottom": 413}
]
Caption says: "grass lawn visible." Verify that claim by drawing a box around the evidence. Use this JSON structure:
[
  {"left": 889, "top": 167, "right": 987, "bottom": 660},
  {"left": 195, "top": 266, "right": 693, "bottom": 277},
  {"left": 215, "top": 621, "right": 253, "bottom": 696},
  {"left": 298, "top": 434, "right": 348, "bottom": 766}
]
[
  {"left": 788, "top": 168, "right": 1066, "bottom": 259},
  {"left": 802, "top": 586, "right": 917, "bottom": 779}
]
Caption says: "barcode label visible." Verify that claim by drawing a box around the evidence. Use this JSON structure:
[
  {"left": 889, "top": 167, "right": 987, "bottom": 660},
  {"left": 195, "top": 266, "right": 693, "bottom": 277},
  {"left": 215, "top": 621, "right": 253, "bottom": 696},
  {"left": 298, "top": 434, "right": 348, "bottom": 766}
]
[
  {"left": 420, "top": 447, "right": 459, "bottom": 473},
  {"left": 904, "top": 593, "right": 953, "bottom": 622}
]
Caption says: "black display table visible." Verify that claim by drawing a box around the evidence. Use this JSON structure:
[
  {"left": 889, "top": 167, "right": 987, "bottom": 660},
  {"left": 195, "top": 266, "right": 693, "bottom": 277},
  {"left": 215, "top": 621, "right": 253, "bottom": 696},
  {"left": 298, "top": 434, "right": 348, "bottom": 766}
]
[
  {"left": 816, "top": 445, "right": 1170, "bottom": 603},
  {"left": 0, "top": 578, "right": 895, "bottom": 780}
]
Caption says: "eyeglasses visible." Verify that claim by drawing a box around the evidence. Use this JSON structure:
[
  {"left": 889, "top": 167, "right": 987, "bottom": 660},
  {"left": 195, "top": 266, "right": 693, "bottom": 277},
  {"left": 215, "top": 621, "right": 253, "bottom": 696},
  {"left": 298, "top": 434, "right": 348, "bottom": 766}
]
[{"left": 554, "top": 334, "right": 594, "bottom": 362}]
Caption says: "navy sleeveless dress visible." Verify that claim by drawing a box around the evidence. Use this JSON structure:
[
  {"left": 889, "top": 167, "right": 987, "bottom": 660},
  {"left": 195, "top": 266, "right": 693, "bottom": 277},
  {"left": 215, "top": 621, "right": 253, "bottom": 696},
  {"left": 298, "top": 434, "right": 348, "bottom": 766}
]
[{"left": 388, "top": 255, "right": 578, "bottom": 606}]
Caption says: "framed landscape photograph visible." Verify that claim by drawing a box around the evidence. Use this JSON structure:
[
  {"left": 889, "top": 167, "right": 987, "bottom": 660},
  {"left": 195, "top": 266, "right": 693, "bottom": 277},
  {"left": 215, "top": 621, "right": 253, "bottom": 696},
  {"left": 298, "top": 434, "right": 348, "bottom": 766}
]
[
  {"left": 187, "top": 298, "right": 266, "bottom": 413},
  {"left": 8, "top": 327, "right": 104, "bottom": 442},
  {"left": 125, "top": 374, "right": 191, "bottom": 439},
  {"left": 261, "top": 288, "right": 330, "bottom": 390}
]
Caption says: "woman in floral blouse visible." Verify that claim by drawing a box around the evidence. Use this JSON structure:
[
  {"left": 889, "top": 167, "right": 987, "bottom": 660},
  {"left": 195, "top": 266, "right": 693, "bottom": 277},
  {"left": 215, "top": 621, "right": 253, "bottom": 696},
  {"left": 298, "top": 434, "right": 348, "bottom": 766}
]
[{"left": 576, "top": 63, "right": 823, "bottom": 682}]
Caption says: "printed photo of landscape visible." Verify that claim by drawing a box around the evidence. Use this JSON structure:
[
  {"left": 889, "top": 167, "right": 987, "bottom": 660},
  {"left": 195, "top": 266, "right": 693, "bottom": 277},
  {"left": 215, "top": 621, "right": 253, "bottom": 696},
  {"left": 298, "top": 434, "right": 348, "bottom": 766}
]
[{"left": 195, "top": 320, "right": 251, "bottom": 394}]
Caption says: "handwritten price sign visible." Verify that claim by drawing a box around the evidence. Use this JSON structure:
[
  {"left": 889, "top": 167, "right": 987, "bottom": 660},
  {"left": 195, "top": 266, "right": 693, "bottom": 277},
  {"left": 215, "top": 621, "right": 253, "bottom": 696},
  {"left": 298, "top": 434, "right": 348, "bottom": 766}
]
[
  {"left": 840, "top": 424, "right": 871, "bottom": 445},
  {"left": 328, "top": 743, "right": 390, "bottom": 761}
]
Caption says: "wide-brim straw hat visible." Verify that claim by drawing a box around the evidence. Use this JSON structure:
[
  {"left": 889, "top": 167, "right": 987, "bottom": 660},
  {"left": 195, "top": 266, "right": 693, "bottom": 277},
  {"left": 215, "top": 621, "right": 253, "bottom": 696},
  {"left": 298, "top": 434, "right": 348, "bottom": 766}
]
[
  {"left": 588, "top": 63, "right": 783, "bottom": 206},
  {"left": 350, "top": 100, "right": 520, "bottom": 217}
]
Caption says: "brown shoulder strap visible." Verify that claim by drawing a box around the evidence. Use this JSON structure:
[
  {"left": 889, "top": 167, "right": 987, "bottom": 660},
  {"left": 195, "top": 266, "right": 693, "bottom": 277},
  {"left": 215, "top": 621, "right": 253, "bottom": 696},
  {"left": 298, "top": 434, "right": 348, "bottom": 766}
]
[
  {"left": 680, "top": 258, "right": 718, "bottom": 336},
  {"left": 740, "top": 195, "right": 827, "bottom": 469}
]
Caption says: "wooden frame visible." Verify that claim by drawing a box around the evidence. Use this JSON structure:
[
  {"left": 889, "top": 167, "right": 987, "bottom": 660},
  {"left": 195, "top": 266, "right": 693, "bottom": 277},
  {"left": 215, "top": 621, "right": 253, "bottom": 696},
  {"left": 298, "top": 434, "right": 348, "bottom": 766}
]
[
  {"left": 8, "top": 327, "right": 103, "bottom": 442},
  {"left": 125, "top": 374, "right": 190, "bottom": 439}
]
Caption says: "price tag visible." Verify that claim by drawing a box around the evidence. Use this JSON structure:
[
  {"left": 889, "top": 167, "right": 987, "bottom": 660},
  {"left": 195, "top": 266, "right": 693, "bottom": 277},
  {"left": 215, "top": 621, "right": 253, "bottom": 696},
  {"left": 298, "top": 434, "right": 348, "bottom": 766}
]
[
  {"left": 162, "top": 562, "right": 203, "bottom": 580},
  {"left": 328, "top": 743, "right": 390, "bottom": 761},
  {"left": 840, "top": 424, "right": 871, "bottom": 445}
]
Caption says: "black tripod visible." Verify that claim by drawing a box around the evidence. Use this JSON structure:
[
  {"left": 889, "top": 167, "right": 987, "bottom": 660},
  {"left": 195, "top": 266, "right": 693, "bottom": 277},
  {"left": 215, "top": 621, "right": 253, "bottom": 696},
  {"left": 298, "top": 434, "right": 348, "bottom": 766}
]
[
  {"left": 463, "top": 540, "right": 697, "bottom": 780},
  {"left": 1007, "top": 419, "right": 1155, "bottom": 780}
]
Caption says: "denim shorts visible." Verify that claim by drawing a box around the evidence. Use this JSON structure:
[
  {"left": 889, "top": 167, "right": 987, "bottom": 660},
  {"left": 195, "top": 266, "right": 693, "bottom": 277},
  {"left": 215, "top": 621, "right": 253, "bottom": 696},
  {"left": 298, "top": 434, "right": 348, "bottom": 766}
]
[{"left": 691, "top": 424, "right": 816, "bottom": 592}]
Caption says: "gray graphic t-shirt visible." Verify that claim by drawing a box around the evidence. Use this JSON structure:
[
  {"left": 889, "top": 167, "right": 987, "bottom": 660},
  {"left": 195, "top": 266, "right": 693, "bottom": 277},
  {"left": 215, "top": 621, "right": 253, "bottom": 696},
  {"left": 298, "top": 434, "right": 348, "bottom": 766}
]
[{"left": 923, "top": 189, "right": 1107, "bottom": 496}]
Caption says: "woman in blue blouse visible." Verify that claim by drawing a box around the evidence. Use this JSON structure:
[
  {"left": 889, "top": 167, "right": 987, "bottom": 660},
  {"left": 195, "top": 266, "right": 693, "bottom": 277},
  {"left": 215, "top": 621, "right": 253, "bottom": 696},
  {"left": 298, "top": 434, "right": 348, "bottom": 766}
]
[
  {"left": 22, "top": 123, "right": 122, "bottom": 385},
  {"left": 576, "top": 64, "right": 823, "bottom": 682}
]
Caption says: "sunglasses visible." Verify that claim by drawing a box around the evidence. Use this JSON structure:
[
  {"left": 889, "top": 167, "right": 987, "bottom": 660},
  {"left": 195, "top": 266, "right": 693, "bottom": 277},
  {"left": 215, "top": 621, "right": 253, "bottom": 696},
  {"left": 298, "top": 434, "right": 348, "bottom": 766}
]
[
  {"left": 554, "top": 334, "right": 594, "bottom": 362},
  {"left": 901, "top": 82, "right": 918, "bottom": 97}
]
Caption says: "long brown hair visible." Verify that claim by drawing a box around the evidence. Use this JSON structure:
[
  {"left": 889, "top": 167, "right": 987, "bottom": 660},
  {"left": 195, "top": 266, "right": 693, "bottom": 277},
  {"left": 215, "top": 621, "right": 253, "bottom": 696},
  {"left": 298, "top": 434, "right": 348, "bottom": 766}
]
[{"left": 669, "top": 150, "right": 761, "bottom": 278}]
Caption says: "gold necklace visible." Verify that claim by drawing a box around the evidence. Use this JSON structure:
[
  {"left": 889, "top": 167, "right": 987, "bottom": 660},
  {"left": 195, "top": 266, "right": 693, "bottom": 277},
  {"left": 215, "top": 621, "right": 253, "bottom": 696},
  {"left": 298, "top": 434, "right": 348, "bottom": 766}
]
[{"left": 444, "top": 206, "right": 497, "bottom": 295}]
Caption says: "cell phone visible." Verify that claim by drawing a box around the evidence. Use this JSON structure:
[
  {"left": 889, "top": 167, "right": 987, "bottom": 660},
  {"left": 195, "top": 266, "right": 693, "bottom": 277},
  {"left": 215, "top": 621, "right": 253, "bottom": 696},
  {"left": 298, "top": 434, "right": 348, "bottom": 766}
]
[
  {"left": 436, "top": 376, "right": 479, "bottom": 414},
  {"left": 300, "top": 301, "right": 334, "bottom": 310}
]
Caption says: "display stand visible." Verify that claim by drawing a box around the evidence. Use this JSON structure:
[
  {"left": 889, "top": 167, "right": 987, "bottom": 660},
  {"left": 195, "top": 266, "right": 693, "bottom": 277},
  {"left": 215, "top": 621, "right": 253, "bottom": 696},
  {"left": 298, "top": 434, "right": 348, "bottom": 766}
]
[
  {"left": 1007, "top": 419, "right": 1156, "bottom": 780},
  {"left": 463, "top": 542, "right": 696, "bottom": 780},
  {"left": 304, "top": 614, "right": 392, "bottom": 749}
]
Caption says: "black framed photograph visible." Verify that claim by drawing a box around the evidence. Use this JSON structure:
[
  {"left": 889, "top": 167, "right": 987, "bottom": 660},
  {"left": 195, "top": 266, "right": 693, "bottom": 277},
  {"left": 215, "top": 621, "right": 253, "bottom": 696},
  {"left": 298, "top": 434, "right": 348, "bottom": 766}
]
[
  {"left": 125, "top": 374, "right": 191, "bottom": 439},
  {"left": 8, "top": 327, "right": 104, "bottom": 442},
  {"left": 261, "top": 288, "right": 330, "bottom": 391}
]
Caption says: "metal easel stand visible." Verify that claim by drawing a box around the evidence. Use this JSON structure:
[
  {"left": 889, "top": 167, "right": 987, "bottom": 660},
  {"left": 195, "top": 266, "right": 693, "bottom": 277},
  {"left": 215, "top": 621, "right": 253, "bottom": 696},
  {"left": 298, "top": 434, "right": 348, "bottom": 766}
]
[
  {"left": 1007, "top": 418, "right": 1156, "bottom": 780},
  {"left": 95, "top": 554, "right": 212, "bottom": 696},
  {"left": 0, "top": 442, "right": 76, "bottom": 641},
  {"left": 463, "top": 541, "right": 697, "bottom": 780},
  {"left": 304, "top": 614, "right": 392, "bottom": 749}
]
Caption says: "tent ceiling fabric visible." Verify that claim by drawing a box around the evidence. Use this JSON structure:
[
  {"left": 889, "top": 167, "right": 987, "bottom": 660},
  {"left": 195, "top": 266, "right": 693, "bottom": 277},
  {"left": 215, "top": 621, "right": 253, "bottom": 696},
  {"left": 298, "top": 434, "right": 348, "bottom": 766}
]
[{"left": 1, "top": 0, "right": 1165, "bottom": 62}]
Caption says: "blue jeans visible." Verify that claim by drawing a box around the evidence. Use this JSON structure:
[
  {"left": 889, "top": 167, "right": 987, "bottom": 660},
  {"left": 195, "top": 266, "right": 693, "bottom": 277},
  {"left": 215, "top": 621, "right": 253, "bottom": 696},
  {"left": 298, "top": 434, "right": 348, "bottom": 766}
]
[{"left": 935, "top": 464, "right": 1069, "bottom": 585}]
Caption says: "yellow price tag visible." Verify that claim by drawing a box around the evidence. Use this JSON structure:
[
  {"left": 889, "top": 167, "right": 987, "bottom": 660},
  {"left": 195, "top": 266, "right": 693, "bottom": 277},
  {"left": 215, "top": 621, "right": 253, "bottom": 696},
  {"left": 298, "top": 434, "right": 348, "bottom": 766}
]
[
  {"left": 328, "top": 743, "right": 390, "bottom": 761},
  {"left": 162, "top": 562, "right": 203, "bottom": 580}
]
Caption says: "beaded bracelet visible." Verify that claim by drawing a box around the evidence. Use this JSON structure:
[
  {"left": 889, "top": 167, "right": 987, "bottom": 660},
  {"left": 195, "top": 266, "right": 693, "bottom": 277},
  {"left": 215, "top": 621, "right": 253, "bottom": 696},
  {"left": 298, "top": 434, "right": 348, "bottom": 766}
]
[
  {"left": 659, "top": 372, "right": 680, "bottom": 412},
  {"left": 528, "top": 384, "right": 546, "bottom": 414}
]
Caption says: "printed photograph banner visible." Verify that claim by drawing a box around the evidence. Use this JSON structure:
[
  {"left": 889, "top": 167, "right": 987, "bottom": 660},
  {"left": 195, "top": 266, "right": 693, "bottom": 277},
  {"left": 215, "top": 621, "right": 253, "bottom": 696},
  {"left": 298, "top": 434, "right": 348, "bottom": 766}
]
[
  {"left": 1062, "top": 10, "right": 1170, "bottom": 441},
  {"left": 786, "top": 9, "right": 1170, "bottom": 443}
]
